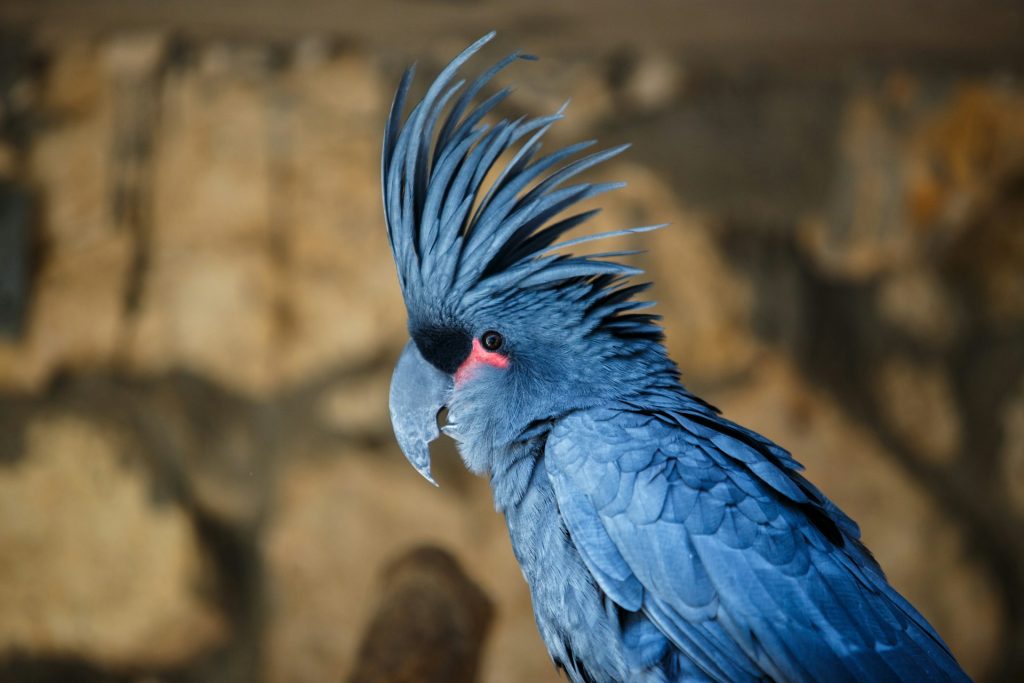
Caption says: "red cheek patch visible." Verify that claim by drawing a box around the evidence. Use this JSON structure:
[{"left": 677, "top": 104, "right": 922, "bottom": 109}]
[{"left": 455, "top": 338, "right": 510, "bottom": 386}]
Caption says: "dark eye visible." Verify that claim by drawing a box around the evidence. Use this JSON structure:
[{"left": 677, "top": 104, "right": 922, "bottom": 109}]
[{"left": 480, "top": 330, "right": 503, "bottom": 352}]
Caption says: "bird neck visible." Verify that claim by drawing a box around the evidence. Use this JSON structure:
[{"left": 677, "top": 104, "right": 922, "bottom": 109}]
[{"left": 488, "top": 436, "right": 548, "bottom": 512}]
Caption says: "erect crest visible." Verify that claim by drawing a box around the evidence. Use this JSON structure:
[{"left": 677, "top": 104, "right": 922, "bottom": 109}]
[{"left": 382, "top": 32, "right": 665, "bottom": 341}]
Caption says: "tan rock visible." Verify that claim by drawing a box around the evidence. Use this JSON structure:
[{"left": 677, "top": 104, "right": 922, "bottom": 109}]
[
  {"left": 318, "top": 372, "right": 391, "bottom": 436},
  {"left": 121, "top": 46, "right": 280, "bottom": 394},
  {"left": 187, "top": 432, "right": 268, "bottom": 530},
  {"left": 101, "top": 32, "right": 168, "bottom": 80},
  {"left": 800, "top": 92, "right": 914, "bottom": 279},
  {"left": 38, "top": 39, "right": 104, "bottom": 115},
  {"left": 125, "top": 47, "right": 409, "bottom": 395},
  {"left": 275, "top": 51, "right": 407, "bottom": 387},
  {"left": 0, "top": 415, "right": 226, "bottom": 667},
  {"left": 146, "top": 388, "right": 270, "bottom": 529},
  {"left": 150, "top": 60, "right": 273, "bottom": 249},
  {"left": 0, "top": 37, "right": 153, "bottom": 392},
  {"left": 906, "top": 85, "right": 1024, "bottom": 325},
  {"left": 505, "top": 57, "right": 615, "bottom": 140},
  {"left": 617, "top": 51, "right": 683, "bottom": 114},
  {"left": 876, "top": 265, "right": 958, "bottom": 345},
  {"left": 709, "top": 354, "right": 1000, "bottom": 679},
  {"left": 125, "top": 246, "right": 278, "bottom": 395},
  {"left": 287, "top": 50, "right": 386, "bottom": 124},
  {"left": 265, "top": 450, "right": 562, "bottom": 683},
  {"left": 30, "top": 42, "right": 114, "bottom": 256},
  {"left": 803, "top": 81, "right": 1024, "bottom": 282},
  {"left": 907, "top": 84, "right": 1024, "bottom": 233},
  {"left": 875, "top": 356, "right": 962, "bottom": 464},
  {"left": 947, "top": 187, "right": 1024, "bottom": 325},
  {"left": 0, "top": 236, "right": 131, "bottom": 392},
  {"left": 277, "top": 269, "right": 406, "bottom": 391},
  {"left": 600, "top": 162, "right": 759, "bottom": 384}
]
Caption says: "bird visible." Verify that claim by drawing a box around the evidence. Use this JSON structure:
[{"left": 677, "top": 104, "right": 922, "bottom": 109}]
[{"left": 382, "top": 32, "right": 971, "bottom": 683}]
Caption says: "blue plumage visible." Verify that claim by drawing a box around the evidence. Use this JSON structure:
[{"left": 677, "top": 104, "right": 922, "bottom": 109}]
[{"left": 382, "top": 33, "right": 971, "bottom": 682}]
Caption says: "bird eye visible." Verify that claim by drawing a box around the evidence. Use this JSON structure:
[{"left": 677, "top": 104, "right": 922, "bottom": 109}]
[{"left": 481, "top": 330, "right": 503, "bottom": 351}]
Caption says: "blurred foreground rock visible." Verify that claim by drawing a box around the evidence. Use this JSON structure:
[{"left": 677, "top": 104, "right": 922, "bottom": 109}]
[{"left": 347, "top": 546, "right": 493, "bottom": 683}]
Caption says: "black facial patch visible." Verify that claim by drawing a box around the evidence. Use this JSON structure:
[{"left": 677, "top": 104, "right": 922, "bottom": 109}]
[{"left": 412, "top": 325, "right": 472, "bottom": 375}]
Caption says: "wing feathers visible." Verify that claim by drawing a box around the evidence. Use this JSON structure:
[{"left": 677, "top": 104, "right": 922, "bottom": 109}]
[{"left": 546, "top": 406, "right": 970, "bottom": 682}]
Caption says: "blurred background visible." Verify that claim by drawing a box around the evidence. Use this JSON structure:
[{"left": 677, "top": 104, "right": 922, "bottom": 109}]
[{"left": 0, "top": 1, "right": 1022, "bottom": 682}]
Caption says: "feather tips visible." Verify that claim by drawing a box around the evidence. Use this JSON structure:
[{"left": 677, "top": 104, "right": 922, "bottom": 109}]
[{"left": 382, "top": 33, "right": 662, "bottom": 340}]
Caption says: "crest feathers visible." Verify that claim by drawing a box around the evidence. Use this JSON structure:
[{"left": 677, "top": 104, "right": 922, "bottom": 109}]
[{"left": 382, "top": 33, "right": 665, "bottom": 342}]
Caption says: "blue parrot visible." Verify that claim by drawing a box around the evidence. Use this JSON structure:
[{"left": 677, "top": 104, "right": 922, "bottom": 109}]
[{"left": 382, "top": 33, "right": 971, "bottom": 683}]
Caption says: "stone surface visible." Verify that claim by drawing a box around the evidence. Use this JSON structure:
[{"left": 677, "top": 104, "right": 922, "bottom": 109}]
[
  {"left": 875, "top": 356, "right": 963, "bottom": 464},
  {"left": 124, "top": 54, "right": 278, "bottom": 394},
  {"left": 876, "top": 265, "right": 959, "bottom": 345},
  {"left": 140, "top": 375, "right": 272, "bottom": 529},
  {"left": 0, "top": 40, "right": 127, "bottom": 391},
  {"left": 947, "top": 179, "right": 1024, "bottom": 326},
  {"left": 123, "top": 46, "right": 408, "bottom": 396},
  {"left": 0, "top": 415, "right": 227, "bottom": 667},
  {"left": 503, "top": 56, "right": 615, "bottom": 140},
  {"left": 615, "top": 50, "right": 683, "bottom": 114},
  {"left": 37, "top": 39, "right": 105, "bottom": 117},
  {"left": 126, "top": 245, "right": 279, "bottom": 395},
  {"left": 318, "top": 372, "right": 391, "bottom": 436},
  {"left": 0, "top": 236, "right": 132, "bottom": 391},
  {"left": 802, "top": 80, "right": 1024, "bottom": 284},
  {"left": 32, "top": 41, "right": 113, "bottom": 254},
  {"left": 800, "top": 89, "right": 913, "bottom": 279},
  {"left": 906, "top": 84, "right": 1024, "bottom": 236}
]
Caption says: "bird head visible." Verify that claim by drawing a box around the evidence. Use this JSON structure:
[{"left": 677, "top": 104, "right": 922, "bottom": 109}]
[{"left": 383, "top": 33, "right": 670, "bottom": 483}]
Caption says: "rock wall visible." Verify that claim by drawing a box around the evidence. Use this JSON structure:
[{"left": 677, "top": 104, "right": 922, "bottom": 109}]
[{"left": 0, "top": 17, "right": 1021, "bottom": 683}]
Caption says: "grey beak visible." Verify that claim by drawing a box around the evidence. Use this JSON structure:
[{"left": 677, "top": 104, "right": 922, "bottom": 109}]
[{"left": 389, "top": 340, "right": 452, "bottom": 485}]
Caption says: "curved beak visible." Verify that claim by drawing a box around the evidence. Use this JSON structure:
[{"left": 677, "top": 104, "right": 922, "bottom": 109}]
[{"left": 388, "top": 340, "right": 452, "bottom": 486}]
